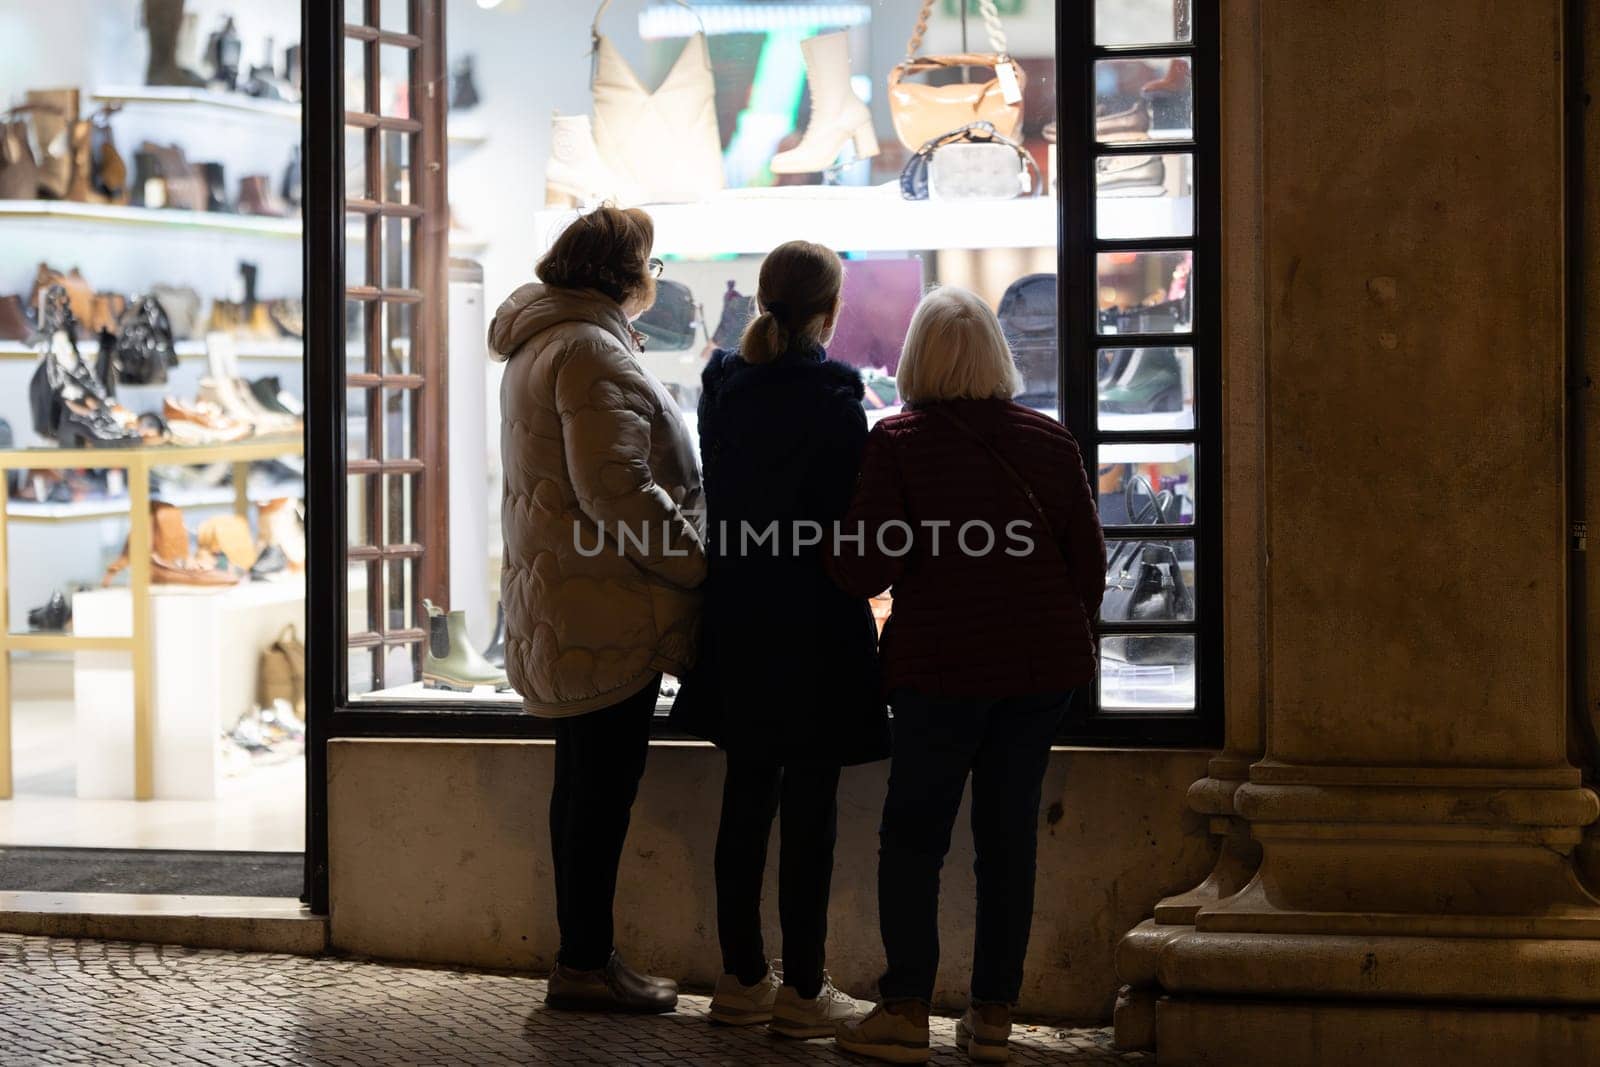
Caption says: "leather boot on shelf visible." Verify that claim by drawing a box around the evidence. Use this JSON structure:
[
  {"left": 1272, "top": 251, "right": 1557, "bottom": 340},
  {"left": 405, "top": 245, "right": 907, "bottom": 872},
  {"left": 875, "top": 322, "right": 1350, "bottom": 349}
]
[
  {"left": 258, "top": 497, "right": 305, "bottom": 573},
  {"left": 89, "top": 110, "right": 129, "bottom": 203},
  {"left": 197, "top": 513, "right": 258, "bottom": 572},
  {"left": 199, "top": 161, "right": 231, "bottom": 212},
  {"left": 422, "top": 599, "right": 509, "bottom": 692},
  {"left": 26, "top": 89, "right": 79, "bottom": 199},
  {"left": 770, "top": 32, "right": 878, "bottom": 174},
  {"left": 238, "top": 174, "right": 288, "bottom": 217},
  {"left": 0, "top": 296, "right": 32, "bottom": 341},
  {"left": 1096, "top": 154, "right": 1166, "bottom": 197},
  {"left": 1142, "top": 58, "right": 1191, "bottom": 129},
  {"left": 544, "top": 112, "right": 641, "bottom": 208},
  {"left": 103, "top": 500, "right": 242, "bottom": 588},
  {"left": 130, "top": 148, "right": 161, "bottom": 207},
  {"left": 65, "top": 120, "right": 101, "bottom": 203},
  {"left": 1100, "top": 348, "right": 1185, "bottom": 414},
  {"left": 0, "top": 114, "right": 41, "bottom": 201},
  {"left": 145, "top": 0, "right": 207, "bottom": 87}
]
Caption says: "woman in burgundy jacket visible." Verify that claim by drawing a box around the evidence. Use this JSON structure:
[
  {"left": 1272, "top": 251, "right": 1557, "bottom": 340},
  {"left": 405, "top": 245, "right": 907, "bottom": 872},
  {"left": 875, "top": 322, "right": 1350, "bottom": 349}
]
[{"left": 829, "top": 287, "right": 1105, "bottom": 1065}]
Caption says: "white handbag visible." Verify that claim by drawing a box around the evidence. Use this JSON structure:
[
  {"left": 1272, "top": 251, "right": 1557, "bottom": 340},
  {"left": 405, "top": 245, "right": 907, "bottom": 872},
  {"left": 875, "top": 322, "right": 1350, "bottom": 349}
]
[{"left": 591, "top": 0, "right": 724, "bottom": 204}]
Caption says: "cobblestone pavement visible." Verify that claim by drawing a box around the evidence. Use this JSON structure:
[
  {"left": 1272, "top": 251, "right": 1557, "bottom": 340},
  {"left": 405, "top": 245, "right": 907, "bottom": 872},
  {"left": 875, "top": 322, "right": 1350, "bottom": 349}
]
[{"left": 1, "top": 934, "right": 1150, "bottom": 1066}]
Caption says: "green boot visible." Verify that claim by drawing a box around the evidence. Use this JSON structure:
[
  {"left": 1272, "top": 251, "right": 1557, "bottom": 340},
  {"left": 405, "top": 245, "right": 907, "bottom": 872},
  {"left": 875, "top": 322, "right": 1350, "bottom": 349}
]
[
  {"left": 422, "top": 599, "right": 510, "bottom": 692},
  {"left": 1100, "top": 348, "right": 1184, "bottom": 414}
]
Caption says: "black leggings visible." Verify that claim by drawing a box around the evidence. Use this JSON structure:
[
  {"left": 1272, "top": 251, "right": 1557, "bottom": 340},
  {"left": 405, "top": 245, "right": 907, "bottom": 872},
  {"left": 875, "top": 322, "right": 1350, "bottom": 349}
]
[
  {"left": 548, "top": 675, "right": 660, "bottom": 971},
  {"left": 714, "top": 753, "right": 842, "bottom": 999}
]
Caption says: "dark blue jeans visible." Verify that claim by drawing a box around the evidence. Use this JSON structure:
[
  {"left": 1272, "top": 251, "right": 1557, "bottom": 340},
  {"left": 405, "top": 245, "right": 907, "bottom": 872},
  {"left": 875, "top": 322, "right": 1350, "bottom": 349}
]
[{"left": 877, "top": 688, "right": 1070, "bottom": 1005}]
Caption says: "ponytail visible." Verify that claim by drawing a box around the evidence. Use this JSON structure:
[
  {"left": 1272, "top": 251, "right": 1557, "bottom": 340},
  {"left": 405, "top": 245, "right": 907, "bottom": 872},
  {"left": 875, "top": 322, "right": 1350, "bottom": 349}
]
[{"left": 737, "top": 241, "right": 845, "bottom": 365}]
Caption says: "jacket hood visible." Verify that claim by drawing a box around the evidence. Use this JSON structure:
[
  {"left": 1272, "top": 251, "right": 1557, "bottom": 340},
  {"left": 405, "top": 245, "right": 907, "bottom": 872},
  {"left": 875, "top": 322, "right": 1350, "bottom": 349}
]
[
  {"left": 701, "top": 346, "right": 866, "bottom": 412},
  {"left": 487, "top": 283, "right": 632, "bottom": 363}
]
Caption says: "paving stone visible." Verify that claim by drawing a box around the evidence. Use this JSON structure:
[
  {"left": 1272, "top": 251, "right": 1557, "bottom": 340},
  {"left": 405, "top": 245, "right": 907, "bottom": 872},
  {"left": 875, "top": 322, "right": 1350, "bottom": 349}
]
[{"left": 0, "top": 933, "right": 1149, "bottom": 1065}]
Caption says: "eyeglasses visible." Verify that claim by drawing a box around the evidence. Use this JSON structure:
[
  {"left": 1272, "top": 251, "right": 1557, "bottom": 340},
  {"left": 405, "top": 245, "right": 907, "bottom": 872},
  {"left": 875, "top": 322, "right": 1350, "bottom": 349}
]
[{"left": 647, "top": 258, "right": 664, "bottom": 279}]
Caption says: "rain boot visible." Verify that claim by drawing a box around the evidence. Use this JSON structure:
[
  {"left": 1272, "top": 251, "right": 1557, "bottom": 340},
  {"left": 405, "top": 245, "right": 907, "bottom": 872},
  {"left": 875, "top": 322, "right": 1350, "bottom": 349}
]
[{"left": 423, "top": 599, "right": 509, "bottom": 692}]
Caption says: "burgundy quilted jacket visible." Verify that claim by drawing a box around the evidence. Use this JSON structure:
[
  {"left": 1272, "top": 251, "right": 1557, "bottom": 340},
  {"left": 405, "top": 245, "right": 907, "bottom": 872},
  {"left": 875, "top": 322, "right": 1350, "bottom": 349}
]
[{"left": 828, "top": 398, "right": 1106, "bottom": 699}]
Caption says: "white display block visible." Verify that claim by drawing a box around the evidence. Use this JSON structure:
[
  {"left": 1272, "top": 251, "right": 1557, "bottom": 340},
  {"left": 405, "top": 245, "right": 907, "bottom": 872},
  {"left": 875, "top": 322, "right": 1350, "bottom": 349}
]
[{"left": 72, "top": 578, "right": 306, "bottom": 801}]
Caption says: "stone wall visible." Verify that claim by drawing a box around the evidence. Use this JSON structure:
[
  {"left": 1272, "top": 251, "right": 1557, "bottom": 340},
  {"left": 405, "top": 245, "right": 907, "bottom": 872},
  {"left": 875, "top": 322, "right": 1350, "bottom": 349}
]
[{"left": 327, "top": 739, "right": 1215, "bottom": 1020}]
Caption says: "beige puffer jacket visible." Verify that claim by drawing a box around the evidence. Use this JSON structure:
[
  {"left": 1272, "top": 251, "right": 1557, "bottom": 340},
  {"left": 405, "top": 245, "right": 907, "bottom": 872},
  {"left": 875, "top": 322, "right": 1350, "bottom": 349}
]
[{"left": 489, "top": 283, "right": 706, "bottom": 717}]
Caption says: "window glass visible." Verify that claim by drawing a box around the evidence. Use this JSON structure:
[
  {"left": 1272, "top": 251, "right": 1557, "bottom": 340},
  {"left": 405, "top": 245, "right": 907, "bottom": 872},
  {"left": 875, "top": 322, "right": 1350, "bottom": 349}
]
[
  {"left": 342, "top": 0, "right": 1060, "bottom": 703},
  {"left": 1095, "top": 0, "right": 1193, "bottom": 47}
]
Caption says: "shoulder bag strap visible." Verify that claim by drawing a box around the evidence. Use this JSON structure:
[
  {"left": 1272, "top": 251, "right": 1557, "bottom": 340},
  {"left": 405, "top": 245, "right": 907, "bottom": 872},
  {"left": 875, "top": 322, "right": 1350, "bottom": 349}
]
[
  {"left": 930, "top": 405, "right": 1066, "bottom": 565},
  {"left": 593, "top": 0, "right": 706, "bottom": 43},
  {"left": 906, "top": 0, "right": 1010, "bottom": 59}
]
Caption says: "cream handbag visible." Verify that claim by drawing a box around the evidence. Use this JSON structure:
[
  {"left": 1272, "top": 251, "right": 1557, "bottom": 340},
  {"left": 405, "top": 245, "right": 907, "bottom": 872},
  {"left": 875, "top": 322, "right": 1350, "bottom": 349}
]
[{"left": 590, "top": 0, "right": 724, "bottom": 204}]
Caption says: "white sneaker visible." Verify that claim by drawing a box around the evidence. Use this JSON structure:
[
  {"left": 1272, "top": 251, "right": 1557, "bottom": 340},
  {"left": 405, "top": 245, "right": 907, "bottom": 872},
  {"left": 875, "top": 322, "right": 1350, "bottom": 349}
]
[
  {"left": 708, "top": 965, "right": 780, "bottom": 1026},
  {"left": 770, "top": 974, "right": 866, "bottom": 1039}
]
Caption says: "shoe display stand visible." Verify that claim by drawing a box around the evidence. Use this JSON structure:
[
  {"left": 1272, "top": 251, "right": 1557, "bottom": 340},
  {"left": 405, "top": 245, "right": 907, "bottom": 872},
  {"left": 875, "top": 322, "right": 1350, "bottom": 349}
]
[
  {"left": 72, "top": 576, "right": 305, "bottom": 801},
  {"left": 0, "top": 435, "right": 304, "bottom": 801}
]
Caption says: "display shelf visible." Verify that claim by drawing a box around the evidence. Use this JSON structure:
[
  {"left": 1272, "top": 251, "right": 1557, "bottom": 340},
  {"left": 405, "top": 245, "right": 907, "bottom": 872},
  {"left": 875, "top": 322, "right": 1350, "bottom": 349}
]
[
  {"left": 360, "top": 681, "right": 678, "bottom": 715},
  {"left": 8, "top": 480, "right": 304, "bottom": 523},
  {"left": 0, "top": 339, "right": 303, "bottom": 362},
  {"left": 0, "top": 200, "right": 488, "bottom": 253},
  {"left": 1098, "top": 411, "right": 1194, "bottom": 433},
  {"left": 534, "top": 191, "right": 1060, "bottom": 257},
  {"left": 92, "top": 85, "right": 488, "bottom": 147},
  {"left": 0, "top": 434, "right": 303, "bottom": 473}
]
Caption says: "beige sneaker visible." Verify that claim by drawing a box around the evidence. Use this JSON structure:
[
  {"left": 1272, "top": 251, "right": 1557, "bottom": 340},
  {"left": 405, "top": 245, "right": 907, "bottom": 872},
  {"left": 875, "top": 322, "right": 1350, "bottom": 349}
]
[
  {"left": 708, "top": 965, "right": 781, "bottom": 1026},
  {"left": 770, "top": 974, "right": 865, "bottom": 1039},
  {"left": 834, "top": 1000, "right": 931, "bottom": 1063},
  {"left": 956, "top": 1003, "right": 1012, "bottom": 1062}
]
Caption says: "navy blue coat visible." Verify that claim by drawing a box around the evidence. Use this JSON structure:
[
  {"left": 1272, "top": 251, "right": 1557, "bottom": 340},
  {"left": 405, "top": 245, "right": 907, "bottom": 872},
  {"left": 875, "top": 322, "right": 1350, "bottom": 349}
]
[{"left": 670, "top": 344, "right": 889, "bottom": 766}]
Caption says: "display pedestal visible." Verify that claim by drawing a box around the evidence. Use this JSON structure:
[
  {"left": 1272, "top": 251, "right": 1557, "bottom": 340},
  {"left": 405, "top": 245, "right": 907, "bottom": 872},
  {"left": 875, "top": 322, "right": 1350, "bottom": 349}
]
[{"left": 73, "top": 578, "right": 305, "bottom": 801}]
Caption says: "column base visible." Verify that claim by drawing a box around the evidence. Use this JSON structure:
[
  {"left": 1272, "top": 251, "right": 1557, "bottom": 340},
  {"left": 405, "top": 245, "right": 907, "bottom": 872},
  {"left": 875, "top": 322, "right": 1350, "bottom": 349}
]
[{"left": 1156, "top": 996, "right": 1600, "bottom": 1066}]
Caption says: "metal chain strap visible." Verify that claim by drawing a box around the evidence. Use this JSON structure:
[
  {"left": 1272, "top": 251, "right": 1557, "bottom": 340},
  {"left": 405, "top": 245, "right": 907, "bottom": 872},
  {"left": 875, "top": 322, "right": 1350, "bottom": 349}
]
[{"left": 906, "top": 0, "right": 1009, "bottom": 58}]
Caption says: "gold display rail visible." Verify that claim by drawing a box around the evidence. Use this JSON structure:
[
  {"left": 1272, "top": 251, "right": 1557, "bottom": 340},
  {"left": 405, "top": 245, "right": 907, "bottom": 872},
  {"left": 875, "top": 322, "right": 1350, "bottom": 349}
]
[{"left": 0, "top": 435, "right": 304, "bottom": 801}]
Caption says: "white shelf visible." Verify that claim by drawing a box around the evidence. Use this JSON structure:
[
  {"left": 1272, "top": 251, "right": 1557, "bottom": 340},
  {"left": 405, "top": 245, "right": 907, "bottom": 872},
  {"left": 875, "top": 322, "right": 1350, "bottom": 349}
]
[
  {"left": 535, "top": 189, "right": 1060, "bottom": 257},
  {"left": 0, "top": 200, "right": 487, "bottom": 253},
  {"left": 92, "top": 85, "right": 488, "bottom": 147},
  {"left": 9, "top": 480, "right": 304, "bottom": 522},
  {"left": 0, "top": 339, "right": 302, "bottom": 362}
]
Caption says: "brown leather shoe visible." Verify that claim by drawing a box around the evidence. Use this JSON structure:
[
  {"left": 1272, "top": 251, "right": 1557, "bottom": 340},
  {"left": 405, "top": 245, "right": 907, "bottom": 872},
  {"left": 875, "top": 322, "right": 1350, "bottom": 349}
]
[
  {"left": 0, "top": 295, "right": 31, "bottom": 341},
  {"left": 545, "top": 952, "right": 678, "bottom": 1014}
]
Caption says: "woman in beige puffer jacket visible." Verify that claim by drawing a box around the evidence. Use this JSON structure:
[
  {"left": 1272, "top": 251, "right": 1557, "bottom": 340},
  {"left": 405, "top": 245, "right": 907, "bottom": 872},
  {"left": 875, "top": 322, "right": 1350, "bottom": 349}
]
[{"left": 488, "top": 207, "right": 704, "bottom": 1014}]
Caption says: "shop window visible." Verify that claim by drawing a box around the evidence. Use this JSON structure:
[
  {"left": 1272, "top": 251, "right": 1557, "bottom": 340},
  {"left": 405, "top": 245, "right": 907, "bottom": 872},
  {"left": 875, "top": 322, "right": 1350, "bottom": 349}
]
[{"left": 313, "top": 0, "right": 1220, "bottom": 746}]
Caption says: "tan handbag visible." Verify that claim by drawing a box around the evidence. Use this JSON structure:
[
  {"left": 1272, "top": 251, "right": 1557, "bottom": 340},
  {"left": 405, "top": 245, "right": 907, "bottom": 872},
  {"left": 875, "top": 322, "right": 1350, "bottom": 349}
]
[
  {"left": 590, "top": 0, "right": 724, "bottom": 204},
  {"left": 888, "top": 0, "right": 1027, "bottom": 152}
]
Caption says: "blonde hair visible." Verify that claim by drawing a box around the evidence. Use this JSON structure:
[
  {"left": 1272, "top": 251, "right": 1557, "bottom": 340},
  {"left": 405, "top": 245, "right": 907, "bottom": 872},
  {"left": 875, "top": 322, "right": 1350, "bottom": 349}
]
[
  {"left": 896, "top": 286, "right": 1023, "bottom": 404},
  {"left": 739, "top": 240, "right": 844, "bottom": 364}
]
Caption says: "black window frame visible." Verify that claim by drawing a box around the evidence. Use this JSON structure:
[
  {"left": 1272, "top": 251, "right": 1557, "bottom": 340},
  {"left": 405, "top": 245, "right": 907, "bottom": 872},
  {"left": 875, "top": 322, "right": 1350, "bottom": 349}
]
[{"left": 303, "top": 0, "right": 1226, "bottom": 906}]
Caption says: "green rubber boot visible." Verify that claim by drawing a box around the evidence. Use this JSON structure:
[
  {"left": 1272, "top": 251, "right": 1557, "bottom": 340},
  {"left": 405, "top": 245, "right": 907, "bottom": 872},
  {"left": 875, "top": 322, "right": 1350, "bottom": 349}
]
[
  {"left": 422, "top": 599, "right": 510, "bottom": 692},
  {"left": 1099, "top": 348, "right": 1184, "bottom": 414}
]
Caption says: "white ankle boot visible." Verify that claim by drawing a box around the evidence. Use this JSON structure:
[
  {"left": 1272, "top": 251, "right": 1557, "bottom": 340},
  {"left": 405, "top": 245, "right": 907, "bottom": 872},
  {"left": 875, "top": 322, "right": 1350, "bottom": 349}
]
[
  {"left": 545, "top": 112, "right": 643, "bottom": 207},
  {"left": 771, "top": 32, "right": 880, "bottom": 175}
]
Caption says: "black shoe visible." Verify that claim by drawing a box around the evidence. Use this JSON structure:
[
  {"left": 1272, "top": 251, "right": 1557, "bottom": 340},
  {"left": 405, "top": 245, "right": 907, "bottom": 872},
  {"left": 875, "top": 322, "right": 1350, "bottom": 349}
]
[
  {"left": 57, "top": 399, "right": 141, "bottom": 449},
  {"left": 27, "top": 591, "right": 71, "bottom": 632},
  {"left": 251, "top": 543, "right": 288, "bottom": 579},
  {"left": 483, "top": 602, "right": 505, "bottom": 671},
  {"left": 250, "top": 376, "right": 297, "bottom": 417},
  {"left": 545, "top": 952, "right": 678, "bottom": 1014}
]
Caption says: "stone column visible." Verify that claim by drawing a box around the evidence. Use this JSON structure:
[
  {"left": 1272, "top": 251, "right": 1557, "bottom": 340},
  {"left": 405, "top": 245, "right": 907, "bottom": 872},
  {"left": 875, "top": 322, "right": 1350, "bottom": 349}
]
[{"left": 1118, "top": 2, "right": 1600, "bottom": 1062}]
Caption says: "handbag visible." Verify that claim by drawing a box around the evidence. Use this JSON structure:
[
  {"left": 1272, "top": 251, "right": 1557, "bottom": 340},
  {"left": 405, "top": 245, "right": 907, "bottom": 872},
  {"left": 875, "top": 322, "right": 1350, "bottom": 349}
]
[
  {"left": 635, "top": 279, "right": 700, "bottom": 351},
  {"left": 887, "top": 0, "right": 1026, "bottom": 153},
  {"left": 997, "top": 273, "right": 1057, "bottom": 406},
  {"left": 900, "top": 121, "right": 1039, "bottom": 201},
  {"left": 590, "top": 0, "right": 724, "bottom": 204},
  {"left": 1101, "top": 475, "right": 1193, "bottom": 664}
]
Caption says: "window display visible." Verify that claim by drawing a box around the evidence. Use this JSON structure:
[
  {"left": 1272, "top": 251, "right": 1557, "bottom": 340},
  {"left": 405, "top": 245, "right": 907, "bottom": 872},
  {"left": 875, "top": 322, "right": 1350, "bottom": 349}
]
[
  {"left": 0, "top": 1, "right": 308, "bottom": 835},
  {"left": 328, "top": 0, "right": 1217, "bottom": 738}
]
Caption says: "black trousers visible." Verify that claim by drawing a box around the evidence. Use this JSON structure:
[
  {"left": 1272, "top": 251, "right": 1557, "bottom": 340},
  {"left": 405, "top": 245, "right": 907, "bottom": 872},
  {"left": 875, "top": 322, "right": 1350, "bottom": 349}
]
[
  {"left": 877, "top": 688, "right": 1069, "bottom": 1005},
  {"left": 549, "top": 675, "right": 660, "bottom": 971},
  {"left": 714, "top": 753, "right": 842, "bottom": 999}
]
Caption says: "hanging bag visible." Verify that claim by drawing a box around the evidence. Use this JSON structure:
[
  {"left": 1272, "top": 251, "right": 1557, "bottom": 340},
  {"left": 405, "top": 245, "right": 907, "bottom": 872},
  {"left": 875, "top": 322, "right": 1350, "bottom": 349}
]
[
  {"left": 590, "top": 0, "right": 724, "bottom": 203},
  {"left": 888, "top": 0, "right": 1027, "bottom": 153}
]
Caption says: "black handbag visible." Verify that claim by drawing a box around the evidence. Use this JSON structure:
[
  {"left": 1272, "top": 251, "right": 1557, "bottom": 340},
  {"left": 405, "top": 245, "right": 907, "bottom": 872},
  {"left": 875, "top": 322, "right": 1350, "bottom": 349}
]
[
  {"left": 997, "top": 273, "right": 1057, "bottom": 406},
  {"left": 710, "top": 280, "right": 754, "bottom": 350},
  {"left": 900, "top": 120, "right": 1040, "bottom": 201},
  {"left": 636, "top": 278, "right": 701, "bottom": 351},
  {"left": 106, "top": 296, "right": 179, "bottom": 386},
  {"left": 1102, "top": 475, "right": 1193, "bottom": 662}
]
